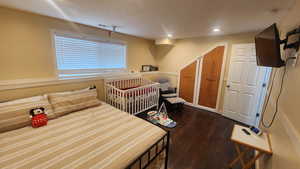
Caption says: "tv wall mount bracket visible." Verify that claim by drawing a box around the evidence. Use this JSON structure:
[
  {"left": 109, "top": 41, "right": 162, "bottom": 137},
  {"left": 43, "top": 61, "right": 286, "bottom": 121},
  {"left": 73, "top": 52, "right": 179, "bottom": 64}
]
[{"left": 280, "top": 26, "right": 300, "bottom": 52}]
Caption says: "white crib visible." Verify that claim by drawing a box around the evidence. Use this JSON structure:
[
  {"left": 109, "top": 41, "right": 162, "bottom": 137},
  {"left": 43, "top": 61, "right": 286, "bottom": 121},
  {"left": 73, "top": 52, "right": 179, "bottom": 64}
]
[{"left": 105, "top": 75, "right": 160, "bottom": 115}]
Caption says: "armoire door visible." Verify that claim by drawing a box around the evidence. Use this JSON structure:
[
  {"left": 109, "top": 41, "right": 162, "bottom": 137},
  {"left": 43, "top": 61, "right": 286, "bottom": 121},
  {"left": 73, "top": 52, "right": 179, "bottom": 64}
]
[
  {"left": 198, "top": 46, "right": 225, "bottom": 109},
  {"left": 179, "top": 61, "right": 197, "bottom": 103}
]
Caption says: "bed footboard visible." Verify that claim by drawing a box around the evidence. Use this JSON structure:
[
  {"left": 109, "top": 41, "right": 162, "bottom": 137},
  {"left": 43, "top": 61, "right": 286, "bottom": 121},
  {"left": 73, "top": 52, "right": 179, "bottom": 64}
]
[{"left": 126, "top": 131, "right": 170, "bottom": 169}]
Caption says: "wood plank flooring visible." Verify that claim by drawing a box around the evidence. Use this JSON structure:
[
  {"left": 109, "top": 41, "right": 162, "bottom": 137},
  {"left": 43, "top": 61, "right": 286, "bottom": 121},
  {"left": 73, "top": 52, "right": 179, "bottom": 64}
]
[{"left": 138, "top": 105, "right": 254, "bottom": 169}]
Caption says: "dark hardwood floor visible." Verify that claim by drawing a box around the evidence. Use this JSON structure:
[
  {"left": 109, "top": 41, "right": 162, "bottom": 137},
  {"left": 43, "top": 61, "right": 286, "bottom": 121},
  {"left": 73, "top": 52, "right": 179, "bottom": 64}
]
[{"left": 138, "top": 105, "right": 254, "bottom": 169}]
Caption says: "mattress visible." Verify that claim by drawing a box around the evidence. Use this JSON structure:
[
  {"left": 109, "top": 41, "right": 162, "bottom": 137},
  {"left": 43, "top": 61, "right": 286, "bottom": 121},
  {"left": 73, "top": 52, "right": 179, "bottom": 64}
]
[{"left": 0, "top": 103, "right": 166, "bottom": 169}]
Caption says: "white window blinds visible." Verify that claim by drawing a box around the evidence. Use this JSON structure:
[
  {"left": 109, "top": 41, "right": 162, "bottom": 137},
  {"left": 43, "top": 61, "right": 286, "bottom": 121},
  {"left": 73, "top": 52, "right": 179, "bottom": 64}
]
[{"left": 54, "top": 35, "right": 127, "bottom": 73}]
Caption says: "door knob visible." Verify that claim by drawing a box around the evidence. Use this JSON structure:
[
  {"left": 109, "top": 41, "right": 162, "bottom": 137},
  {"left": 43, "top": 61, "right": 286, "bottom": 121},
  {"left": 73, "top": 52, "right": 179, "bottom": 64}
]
[{"left": 226, "top": 85, "right": 230, "bottom": 88}]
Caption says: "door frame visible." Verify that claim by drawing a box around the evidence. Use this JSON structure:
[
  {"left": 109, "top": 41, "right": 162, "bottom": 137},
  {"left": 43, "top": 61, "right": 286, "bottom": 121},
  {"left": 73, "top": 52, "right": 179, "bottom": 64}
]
[
  {"left": 177, "top": 43, "right": 228, "bottom": 113},
  {"left": 254, "top": 68, "right": 272, "bottom": 126}
]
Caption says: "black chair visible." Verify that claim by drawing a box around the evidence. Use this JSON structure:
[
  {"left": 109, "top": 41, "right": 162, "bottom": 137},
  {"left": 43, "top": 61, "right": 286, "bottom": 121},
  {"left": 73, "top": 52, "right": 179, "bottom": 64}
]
[{"left": 159, "top": 88, "right": 184, "bottom": 113}]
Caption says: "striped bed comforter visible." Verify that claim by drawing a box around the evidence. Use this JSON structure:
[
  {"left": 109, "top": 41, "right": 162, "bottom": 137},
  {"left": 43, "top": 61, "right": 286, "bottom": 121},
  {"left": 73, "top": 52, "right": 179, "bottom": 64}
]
[{"left": 0, "top": 103, "right": 166, "bottom": 169}]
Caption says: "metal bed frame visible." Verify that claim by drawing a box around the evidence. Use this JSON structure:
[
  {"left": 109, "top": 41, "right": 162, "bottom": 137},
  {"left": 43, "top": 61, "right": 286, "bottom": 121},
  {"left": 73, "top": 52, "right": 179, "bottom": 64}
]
[{"left": 126, "top": 131, "right": 170, "bottom": 169}]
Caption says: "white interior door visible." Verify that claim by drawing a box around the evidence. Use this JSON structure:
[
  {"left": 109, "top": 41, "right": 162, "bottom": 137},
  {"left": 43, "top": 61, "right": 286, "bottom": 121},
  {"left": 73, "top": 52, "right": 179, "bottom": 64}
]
[{"left": 223, "top": 44, "right": 270, "bottom": 126}]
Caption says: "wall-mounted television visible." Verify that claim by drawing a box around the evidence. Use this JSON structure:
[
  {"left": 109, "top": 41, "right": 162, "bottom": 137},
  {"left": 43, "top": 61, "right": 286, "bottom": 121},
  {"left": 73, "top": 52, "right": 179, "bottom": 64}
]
[{"left": 255, "top": 23, "right": 285, "bottom": 67}]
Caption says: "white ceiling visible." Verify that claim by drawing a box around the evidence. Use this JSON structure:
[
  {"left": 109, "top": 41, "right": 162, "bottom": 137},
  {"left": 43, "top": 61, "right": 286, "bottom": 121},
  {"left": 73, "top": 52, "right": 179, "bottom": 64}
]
[{"left": 0, "top": 0, "right": 295, "bottom": 39}]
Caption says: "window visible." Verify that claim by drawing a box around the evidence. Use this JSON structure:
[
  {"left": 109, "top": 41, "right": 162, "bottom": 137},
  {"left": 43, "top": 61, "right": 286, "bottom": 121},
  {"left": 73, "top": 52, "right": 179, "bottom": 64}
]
[{"left": 54, "top": 33, "right": 127, "bottom": 78}]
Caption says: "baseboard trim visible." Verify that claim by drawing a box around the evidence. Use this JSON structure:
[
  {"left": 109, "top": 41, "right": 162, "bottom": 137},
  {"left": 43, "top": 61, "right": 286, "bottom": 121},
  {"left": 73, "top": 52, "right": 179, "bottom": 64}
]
[
  {"left": 141, "top": 71, "right": 178, "bottom": 76},
  {"left": 0, "top": 77, "right": 104, "bottom": 91},
  {"left": 0, "top": 71, "right": 178, "bottom": 91},
  {"left": 184, "top": 102, "right": 220, "bottom": 114},
  {"left": 159, "top": 72, "right": 178, "bottom": 76},
  {"left": 278, "top": 111, "right": 300, "bottom": 157},
  {"left": 0, "top": 72, "right": 152, "bottom": 91}
]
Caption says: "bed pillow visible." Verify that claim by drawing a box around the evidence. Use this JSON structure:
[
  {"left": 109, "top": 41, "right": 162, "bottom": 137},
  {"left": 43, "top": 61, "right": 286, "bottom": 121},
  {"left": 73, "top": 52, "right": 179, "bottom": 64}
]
[
  {"left": 0, "top": 95, "right": 54, "bottom": 133},
  {"left": 48, "top": 88, "right": 101, "bottom": 117}
]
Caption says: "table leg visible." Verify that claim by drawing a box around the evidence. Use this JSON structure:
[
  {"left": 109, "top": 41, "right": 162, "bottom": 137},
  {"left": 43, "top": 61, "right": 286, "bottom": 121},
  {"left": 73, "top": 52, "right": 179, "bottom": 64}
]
[
  {"left": 229, "top": 144, "right": 249, "bottom": 168},
  {"left": 236, "top": 143, "right": 246, "bottom": 167},
  {"left": 243, "top": 151, "right": 263, "bottom": 169}
]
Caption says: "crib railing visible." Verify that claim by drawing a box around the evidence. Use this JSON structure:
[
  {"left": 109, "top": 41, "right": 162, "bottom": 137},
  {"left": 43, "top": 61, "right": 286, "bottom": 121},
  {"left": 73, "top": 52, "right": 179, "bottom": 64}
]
[
  {"left": 106, "top": 76, "right": 153, "bottom": 90},
  {"left": 105, "top": 76, "right": 160, "bottom": 115}
]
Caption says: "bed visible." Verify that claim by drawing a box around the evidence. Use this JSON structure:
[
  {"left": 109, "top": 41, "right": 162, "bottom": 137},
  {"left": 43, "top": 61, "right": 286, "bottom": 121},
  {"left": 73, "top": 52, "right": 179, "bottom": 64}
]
[
  {"left": 105, "top": 76, "right": 160, "bottom": 115},
  {"left": 0, "top": 103, "right": 169, "bottom": 169}
]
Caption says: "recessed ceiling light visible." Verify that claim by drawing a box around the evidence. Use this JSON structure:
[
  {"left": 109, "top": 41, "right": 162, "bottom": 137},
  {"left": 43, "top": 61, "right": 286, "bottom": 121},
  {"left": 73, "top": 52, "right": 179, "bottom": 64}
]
[
  {"left": 167, "top": 34, "right": 173, "bottom": 38},
  {"left": 213, "top": 28, "right": 221, "bottom": 32}
]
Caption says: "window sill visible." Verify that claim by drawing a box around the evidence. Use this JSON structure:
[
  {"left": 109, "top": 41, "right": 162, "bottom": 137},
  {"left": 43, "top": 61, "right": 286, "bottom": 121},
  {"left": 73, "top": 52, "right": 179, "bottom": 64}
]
[{"left": 58, "top": 71, "right": 132, "bottom": 79}]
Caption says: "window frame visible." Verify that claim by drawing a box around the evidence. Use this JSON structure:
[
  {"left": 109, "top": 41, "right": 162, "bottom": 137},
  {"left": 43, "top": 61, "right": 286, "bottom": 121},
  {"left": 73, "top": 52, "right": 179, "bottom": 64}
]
[{"left": 51, "top": 30, "right": 128, "bottom": 79}]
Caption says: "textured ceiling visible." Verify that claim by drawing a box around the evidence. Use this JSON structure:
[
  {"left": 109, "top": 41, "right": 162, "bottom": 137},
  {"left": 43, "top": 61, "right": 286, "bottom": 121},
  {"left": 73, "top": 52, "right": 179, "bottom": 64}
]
[{"left": 0, "top": 0, "right": 295, "bottom": 39}]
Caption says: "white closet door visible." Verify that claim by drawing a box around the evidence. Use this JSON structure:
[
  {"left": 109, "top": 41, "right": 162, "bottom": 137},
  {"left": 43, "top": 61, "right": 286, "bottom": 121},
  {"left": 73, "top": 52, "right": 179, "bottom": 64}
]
[{"left": 223, "top": 44, "right": 269, "bottom": 126}]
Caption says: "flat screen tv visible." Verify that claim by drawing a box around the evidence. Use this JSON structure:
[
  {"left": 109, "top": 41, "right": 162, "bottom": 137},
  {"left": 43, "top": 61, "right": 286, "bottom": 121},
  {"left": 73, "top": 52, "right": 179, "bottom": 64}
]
[{"left": 255, "top": 23, "right": 285, "bottom": 67}]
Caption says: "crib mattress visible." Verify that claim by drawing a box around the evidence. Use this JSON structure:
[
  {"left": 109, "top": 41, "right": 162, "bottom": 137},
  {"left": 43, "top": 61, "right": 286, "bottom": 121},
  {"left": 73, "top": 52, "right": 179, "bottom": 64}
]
[{"left": 0, "top": 103, "right": 166, "bottom": 169}]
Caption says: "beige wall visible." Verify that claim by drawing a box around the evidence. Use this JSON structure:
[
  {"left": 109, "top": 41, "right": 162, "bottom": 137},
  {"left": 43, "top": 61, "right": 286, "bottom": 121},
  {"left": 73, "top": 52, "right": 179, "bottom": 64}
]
[
  {"left": 259, "top": 111, "right": 300, "bottom": 169},
  {"left": 155, "top": 32, "right": 257, "bottom": 110},
  {"left": 0, "top": 7, "right": 156, "bottom": 101},
  {"left": 275, "top": 1, "right": 300, "bottom": 134},
  {"left": 1, "top": 6, "right": 300, "bottom": 169},
  {"left": 156, "top": 32, "right": 257, "bottom": 73},
  {"left": 259, "top": 0, "right": 300, "bottom": 168}
]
